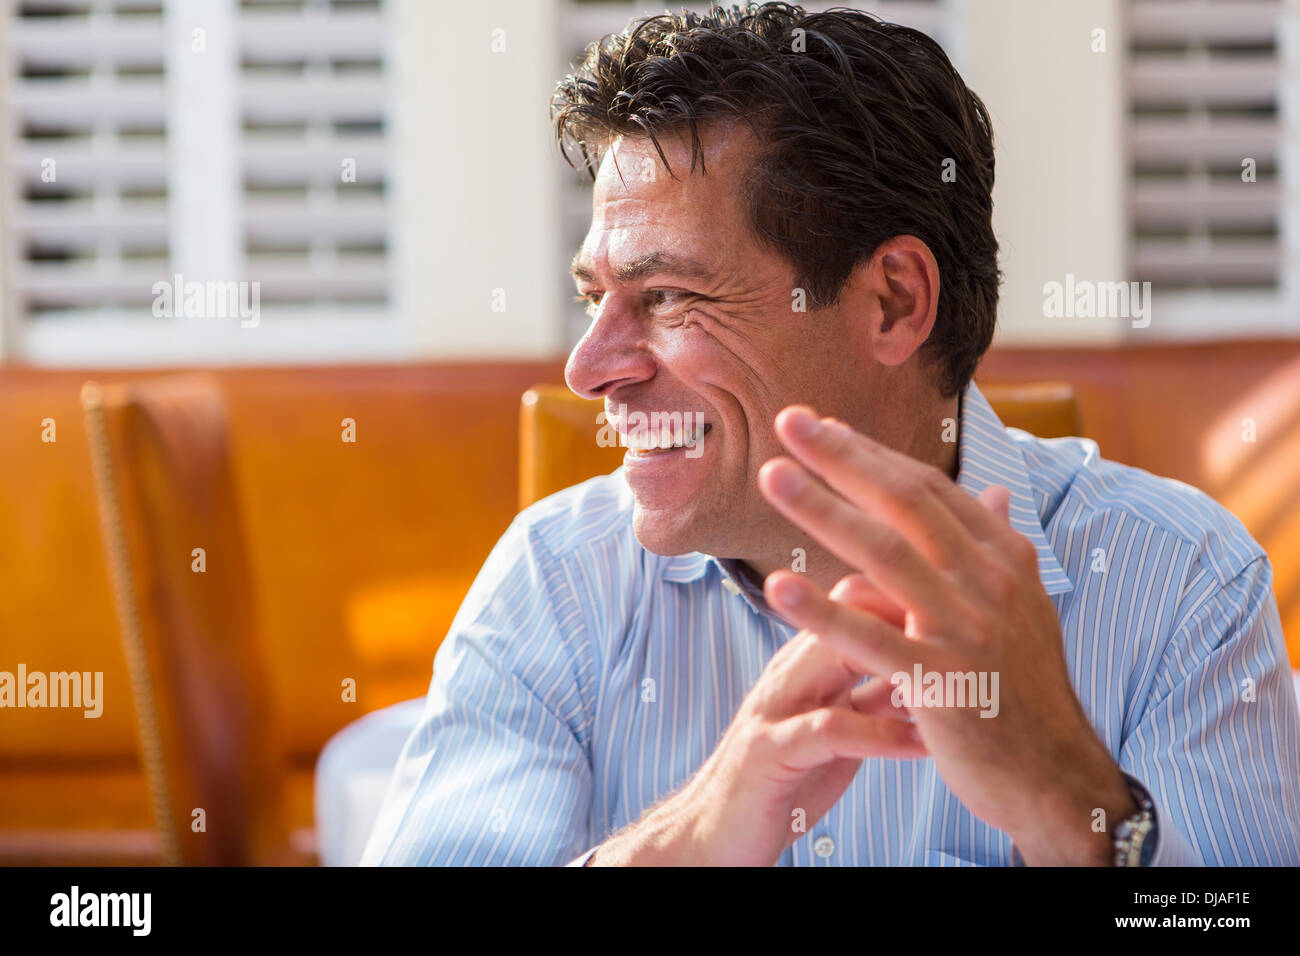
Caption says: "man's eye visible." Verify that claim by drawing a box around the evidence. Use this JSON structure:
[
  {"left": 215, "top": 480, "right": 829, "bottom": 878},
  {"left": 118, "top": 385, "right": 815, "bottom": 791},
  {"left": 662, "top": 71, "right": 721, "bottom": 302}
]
[
  {"left": 573, "top": 292, "right": 603, "bottom": 313},
  {"left": 646, "top": 290, "right": 692, "bottom": 311}
]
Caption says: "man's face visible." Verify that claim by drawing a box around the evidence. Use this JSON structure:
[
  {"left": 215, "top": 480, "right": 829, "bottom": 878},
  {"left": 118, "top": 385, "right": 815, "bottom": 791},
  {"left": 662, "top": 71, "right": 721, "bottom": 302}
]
[{"left": 565, "top": 122, "right": 874, "bottom": 563}]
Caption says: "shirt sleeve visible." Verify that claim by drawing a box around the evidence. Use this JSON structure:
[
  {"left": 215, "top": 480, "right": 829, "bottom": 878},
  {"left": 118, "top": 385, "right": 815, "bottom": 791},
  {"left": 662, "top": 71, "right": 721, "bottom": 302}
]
[
  {"left": 1126, "top": 772, "right": 1199, "bottom": 866},
  {"left": 1119, "top": 555, "right": 1300, "bottom": 866},
  {"left": 359, "top": 516, "right": 595, "bottom": 866}
]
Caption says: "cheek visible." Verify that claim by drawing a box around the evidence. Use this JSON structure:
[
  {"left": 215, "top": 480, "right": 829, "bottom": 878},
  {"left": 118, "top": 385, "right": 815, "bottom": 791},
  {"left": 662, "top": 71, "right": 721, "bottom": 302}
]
[
  {"left": 661, "top": 317, "right": 784, "bottom": 397},
  {"left": 651, "top": 317, "right": 795, "bottom": 479}
]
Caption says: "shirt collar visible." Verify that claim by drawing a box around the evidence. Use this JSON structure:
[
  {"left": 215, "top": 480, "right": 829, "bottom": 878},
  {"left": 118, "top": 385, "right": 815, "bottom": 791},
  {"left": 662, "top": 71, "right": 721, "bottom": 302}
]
[
  {"left": 659, "top": 379, "right": 1074, "bottom": 597},
  {"left": 955, "top": 380, "right": 1073, "bottom": 595}
]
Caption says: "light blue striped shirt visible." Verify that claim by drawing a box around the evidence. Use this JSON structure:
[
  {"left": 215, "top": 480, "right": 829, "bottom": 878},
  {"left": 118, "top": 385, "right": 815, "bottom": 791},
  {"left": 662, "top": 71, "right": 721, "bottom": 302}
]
[{"left": 362, "top": 381, "right": 1300, "bottom": 866}]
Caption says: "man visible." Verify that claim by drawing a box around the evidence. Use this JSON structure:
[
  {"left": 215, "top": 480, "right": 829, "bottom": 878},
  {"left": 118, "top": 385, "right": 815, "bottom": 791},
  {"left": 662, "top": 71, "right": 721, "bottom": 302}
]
[{"left": 362, "top": 3, "right": 1300, "bottom": 866}]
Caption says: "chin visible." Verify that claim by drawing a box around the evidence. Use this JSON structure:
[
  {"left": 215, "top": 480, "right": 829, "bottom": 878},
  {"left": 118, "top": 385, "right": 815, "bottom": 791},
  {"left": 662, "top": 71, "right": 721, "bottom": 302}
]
[{"left": 630, "top": 504, "right": 708, "bottom": 557}]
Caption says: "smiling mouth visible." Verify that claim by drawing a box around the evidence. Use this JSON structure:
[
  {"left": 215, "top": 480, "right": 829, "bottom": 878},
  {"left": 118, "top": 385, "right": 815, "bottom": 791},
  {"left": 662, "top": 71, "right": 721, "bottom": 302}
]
[{"left": 626, "top": 423, "right": 712, "bottom": 457}]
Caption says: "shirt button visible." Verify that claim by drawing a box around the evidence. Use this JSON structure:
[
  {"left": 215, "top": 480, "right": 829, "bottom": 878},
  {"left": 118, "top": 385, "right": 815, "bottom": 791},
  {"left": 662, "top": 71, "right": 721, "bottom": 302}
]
[
  {"left": 721, "top": 578, "right": 741, "bottom": 596},
  {"left": 813, "top": 835, "right": 835, "bottom": 858}
]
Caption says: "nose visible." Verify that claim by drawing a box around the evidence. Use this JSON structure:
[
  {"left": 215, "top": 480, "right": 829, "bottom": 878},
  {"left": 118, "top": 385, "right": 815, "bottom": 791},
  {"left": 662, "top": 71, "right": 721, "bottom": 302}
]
[{"left": 564, "top": 294, "right": 656, "bottom": 399}]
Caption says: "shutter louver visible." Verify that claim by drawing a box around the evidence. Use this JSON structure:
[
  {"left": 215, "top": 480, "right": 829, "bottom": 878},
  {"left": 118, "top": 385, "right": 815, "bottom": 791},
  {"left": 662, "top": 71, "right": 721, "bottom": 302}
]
[
  {"left": 4, "top": 0, "right": 391, "bottom": 336},
  {"left": 1127, "top": 0, "right": 1283, "bottom": 291},
  {"left": 238, "top": 0, "right": 389, "bottom": 311},
  {"left": 8, "top": 0, "right": 169, "bottom": 318}
]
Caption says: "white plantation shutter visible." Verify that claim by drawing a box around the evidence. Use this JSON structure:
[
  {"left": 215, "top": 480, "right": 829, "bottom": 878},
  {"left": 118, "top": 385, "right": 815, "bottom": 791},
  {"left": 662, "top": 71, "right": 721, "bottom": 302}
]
[
  {"left": 7, "top": 0, "right": 170, "bottom": 318},
  {"left": 1126, "top": 0, "right": 1298, "bottom": 335},
  {"left": 556, "top": 0, "right": 951, "bottom": 346},
  {"left": 3, "top": 0, "right": 394, "bottom": 362},
  {"left": 239, "top": 0, "right": 389, "bottom": 310},
  {"left": 560, "top": 0, "right": 947, "bottom": 55}
]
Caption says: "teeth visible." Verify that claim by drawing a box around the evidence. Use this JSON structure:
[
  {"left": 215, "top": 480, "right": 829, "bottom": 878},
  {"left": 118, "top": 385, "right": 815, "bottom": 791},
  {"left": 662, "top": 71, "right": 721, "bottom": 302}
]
[
  {"left": 604, "top": 404, "right": 713, "bottom": 456},
  {"left": 629, "top": 428, "right": 691, "bottom": 451},
  {"left": 625, "top": 422, "right": 709, "bottom": 454}
]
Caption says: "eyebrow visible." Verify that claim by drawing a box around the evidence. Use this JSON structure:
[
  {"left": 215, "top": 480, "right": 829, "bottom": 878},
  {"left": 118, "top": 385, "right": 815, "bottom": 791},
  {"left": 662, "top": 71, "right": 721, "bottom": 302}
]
[{"left": 569, "top": 250, "right": 714, "bottom": 285}]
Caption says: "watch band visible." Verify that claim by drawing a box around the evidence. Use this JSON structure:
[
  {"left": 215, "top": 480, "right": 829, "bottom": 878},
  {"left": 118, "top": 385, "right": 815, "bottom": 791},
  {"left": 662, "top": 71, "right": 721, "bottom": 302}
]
[{"left": 1112, "top": 772, "right": 1158, "bottom": 866}]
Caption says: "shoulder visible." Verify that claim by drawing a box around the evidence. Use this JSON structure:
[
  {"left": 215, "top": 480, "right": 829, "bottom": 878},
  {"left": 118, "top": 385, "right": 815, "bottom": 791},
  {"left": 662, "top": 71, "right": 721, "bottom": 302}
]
[
  {"left": 450, "top": 471, "right": 668, "bottom": 695},
  {"left": 1013, "top": 430, "right": 1267, "bottom": 591},
  {"left": 464, "top": 471, "right": 652, "bottom": 626},
  {"left": 512, "top": 470, "right": 638, "bottom": 559},
  {"left": 437, "top": 475, "right": 641, "bottom": 715}
]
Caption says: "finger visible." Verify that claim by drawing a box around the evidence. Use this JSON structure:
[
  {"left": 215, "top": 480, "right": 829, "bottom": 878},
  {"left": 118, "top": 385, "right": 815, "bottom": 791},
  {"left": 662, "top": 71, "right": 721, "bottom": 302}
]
[
  {"left": 849, "top": 675, "right": 911, "bottom": 720},
  {"left": 749, "top": 630, "right": 865, "bottom": 718},
  {"left": 773, "top": 406, "right": 980, "bottom": 568},
  {"left": 774, "top": 406, "right": 1010, "bottom": 548},
  {"left": 829, "top": 573, "right": 907, "bottom": 629},
  {"left": 978, "top": 484, "right": 1011, "bottom": 524},
  {"left": 766, "top": 706, "right": 928, "bottom": 771},
  {"left": 759, "top": 460, "right": 962, "bottom": 621},
  {"left": 765, "top": 571, "right": 927, "bottom": 677}
]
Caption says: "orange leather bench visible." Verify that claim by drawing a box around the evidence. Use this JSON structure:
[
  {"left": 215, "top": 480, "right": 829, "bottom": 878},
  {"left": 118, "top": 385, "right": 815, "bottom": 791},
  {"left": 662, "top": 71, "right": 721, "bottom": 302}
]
[{"left": 0, "top": 362, "right": 562, "bottom": 864}]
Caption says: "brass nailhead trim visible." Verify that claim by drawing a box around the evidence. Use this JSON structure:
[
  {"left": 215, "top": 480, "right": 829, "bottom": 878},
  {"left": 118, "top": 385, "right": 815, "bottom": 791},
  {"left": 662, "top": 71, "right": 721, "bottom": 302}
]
[{"left": 81, "top": 382, "right": 182, "bottom": 867}]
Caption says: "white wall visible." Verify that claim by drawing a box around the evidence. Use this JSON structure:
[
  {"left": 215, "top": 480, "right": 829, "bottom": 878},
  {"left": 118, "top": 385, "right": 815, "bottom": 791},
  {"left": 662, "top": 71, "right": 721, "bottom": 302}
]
[
  {"left": 390, "top": 0, "right": 566, "bottom": 359},
  {"left": 956, "top": 0, "right": 1127, "bottom": 345}
]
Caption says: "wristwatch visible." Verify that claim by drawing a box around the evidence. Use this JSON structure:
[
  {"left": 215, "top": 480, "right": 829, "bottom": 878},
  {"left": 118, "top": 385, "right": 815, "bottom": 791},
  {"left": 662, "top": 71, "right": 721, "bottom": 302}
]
[{"left": 1112, "top": 773, "right": 1158, "bottom": 867}]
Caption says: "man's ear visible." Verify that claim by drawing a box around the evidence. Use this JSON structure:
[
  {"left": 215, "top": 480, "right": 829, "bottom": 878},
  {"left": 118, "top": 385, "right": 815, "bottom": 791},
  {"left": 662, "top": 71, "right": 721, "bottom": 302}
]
[{"left": 863, "top": 235, "right": 940, "bottom": 368}]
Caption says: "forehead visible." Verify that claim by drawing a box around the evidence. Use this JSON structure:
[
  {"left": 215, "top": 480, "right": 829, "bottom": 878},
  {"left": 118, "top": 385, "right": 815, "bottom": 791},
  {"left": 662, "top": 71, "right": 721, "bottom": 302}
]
[
  {"left": 579, "top": 121, "right": 757, "bottom": 273},
  {"left": 593, "top": 120, "right": 755, "bottom": 203}
]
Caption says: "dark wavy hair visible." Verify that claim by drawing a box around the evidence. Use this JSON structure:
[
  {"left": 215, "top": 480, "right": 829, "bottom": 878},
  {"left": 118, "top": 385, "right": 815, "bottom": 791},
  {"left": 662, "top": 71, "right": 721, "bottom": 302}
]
[{"left": 550, "top": 2, "right": 1000, "bottom": 398}]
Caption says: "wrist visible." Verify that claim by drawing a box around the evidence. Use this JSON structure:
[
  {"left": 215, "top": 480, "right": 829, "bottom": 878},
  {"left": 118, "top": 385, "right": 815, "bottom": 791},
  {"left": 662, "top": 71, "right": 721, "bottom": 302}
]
[
  {"left": 590, "top": 788, "right": 706, "bottom": 866},
  {"left": 1011, "top": 759, "right": 1135, "bottom": 866}
]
